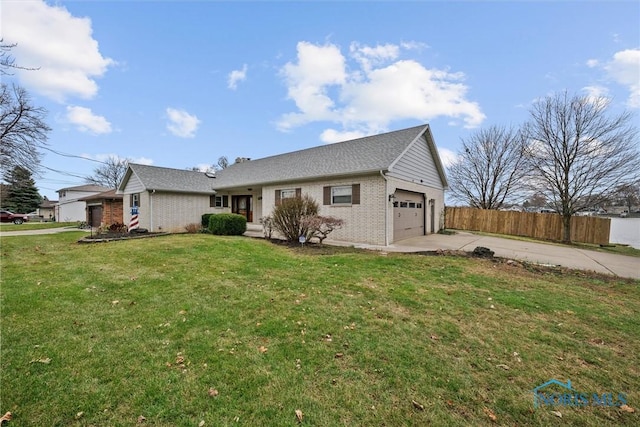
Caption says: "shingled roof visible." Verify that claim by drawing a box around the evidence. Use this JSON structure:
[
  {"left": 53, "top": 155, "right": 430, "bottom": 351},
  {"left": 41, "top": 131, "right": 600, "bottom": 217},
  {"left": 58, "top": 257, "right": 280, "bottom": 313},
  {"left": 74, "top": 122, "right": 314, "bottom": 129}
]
[
  {"left": 119, "top": 164, "right": 218, "bottom": 194},
  {"left": 120, "top": 124, "right": 444, "bottom": 193}
]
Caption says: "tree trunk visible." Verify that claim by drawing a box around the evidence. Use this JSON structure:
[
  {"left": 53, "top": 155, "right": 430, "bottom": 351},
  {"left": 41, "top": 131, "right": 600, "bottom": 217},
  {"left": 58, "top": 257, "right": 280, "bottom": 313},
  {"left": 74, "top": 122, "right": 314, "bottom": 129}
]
[{"left": 561, "top": 214, "right": 572, "bottom": 243}]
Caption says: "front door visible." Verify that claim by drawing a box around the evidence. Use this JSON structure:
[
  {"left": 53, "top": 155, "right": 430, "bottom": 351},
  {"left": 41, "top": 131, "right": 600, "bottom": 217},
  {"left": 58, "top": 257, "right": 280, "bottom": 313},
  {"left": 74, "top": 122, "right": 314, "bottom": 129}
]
[{"left": 232, "top": 195, "right": 253, "bottom": 222}]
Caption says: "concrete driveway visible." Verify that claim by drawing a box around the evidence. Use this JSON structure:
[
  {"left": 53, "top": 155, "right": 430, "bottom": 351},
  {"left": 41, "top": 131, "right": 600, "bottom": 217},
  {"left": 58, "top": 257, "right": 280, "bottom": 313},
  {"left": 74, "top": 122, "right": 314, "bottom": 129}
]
[
  {"left": 342, "top": 231, "right": 640, "bottom": 280},
  {"left": 0, "top": 227, "right": 90, "bottom": 237}
]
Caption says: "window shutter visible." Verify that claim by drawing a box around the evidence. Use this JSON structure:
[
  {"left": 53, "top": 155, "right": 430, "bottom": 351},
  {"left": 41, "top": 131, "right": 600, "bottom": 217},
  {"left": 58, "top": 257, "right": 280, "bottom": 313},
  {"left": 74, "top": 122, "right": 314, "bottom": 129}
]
[
  {"left": 275, "top": 190, "right": 281, "bottom": 206},
  {"left": 323, "top": 186, "right": 331, "bottom": 205},
  {"left": 210, "top": 195, "right": 215, "bottom": 207},
  {"left": 130, "top": 194, "right": 133, "bottom": 207},
  {"left": 295, "top": 188, "right": 302, "bottom": 198},
  {"left": 352, "top": 184, "right": 360, "bottom": 204},
  {"left": 223, "top": 195, "right": 229, "bottom": 208}
]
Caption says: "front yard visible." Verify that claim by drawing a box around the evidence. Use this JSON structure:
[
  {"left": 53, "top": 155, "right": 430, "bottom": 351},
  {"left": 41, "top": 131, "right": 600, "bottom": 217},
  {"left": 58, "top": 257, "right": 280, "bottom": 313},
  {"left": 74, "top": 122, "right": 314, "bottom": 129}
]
[{"left": 1, "top": 233, "right": 638, "bottom": 426}]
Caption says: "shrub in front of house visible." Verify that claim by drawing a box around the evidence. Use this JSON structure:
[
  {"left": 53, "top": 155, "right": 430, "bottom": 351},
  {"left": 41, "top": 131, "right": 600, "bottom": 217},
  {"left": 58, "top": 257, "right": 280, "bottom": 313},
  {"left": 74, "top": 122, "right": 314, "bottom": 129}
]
[
  {"left": 202, "top": 213, "right": 214, "bottom": 229},
  {"left": 184, "top": 223, "right": 201, "bottom": 234},
  {"left": 208, "top": 213, "right": 247, "bottom": 235},
  {"left": 272, "top": 195, "right": 319, "bottom": 242},
  {"left": 301, "top": 215, "right": 344, "bottom": 244}
]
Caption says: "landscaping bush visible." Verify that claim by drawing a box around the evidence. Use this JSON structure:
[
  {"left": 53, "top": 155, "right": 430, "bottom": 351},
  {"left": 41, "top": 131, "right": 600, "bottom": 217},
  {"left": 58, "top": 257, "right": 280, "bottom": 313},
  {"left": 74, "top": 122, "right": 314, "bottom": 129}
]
[
  {"left": 259, "top": 215, "right": 274, "bottom": 239},
  {"left": 109, "top": 223, "right": 128, "bottom": 233},
  {"left": 184, "top": 223, "right": 201, "bottom": 234},
  {"left": 208, "top": 213, "right": 247, "bottom": 235},
  {"left": 201, "top": 213, "right": 214, "bottom": 229},
  {"left": 271, "top": 195, "right": 319, "bottom": 242},
  {"left": 301, "top": 215, "right": 345, "bottom": 244}
]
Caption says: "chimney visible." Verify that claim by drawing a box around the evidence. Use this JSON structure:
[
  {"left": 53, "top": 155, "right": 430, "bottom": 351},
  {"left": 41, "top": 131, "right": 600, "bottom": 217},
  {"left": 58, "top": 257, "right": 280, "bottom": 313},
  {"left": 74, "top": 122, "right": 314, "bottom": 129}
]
[{"left": 235, "top": 157, "right": 251, "bottom": 164}]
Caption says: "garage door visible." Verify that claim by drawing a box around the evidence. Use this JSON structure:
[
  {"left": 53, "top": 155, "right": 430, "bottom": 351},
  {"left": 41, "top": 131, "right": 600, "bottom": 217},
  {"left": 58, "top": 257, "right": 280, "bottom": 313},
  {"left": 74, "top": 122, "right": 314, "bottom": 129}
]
[{"left": 393, "top": 190, "right": 425, "bottom": 242}]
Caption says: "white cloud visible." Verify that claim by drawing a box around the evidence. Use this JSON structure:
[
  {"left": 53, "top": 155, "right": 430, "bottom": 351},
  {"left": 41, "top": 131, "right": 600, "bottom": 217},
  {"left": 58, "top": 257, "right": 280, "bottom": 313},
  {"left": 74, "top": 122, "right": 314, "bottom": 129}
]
[
  {"left": 320, "top": 128, "right": 368, "bottom": 144},
  {"left": 194, "top": 163, "right": 215, "bottom": 172},
  {"left": 2, "top": 0, "right": 114, "bottom": 102},
  {"left": 438, "top": 147, "right": 459, "bottom": 168},
  {"left": 66, "top": 106, "right": 112, "bottom": 134},
  {"left": 586, "top": 59, "right": 599, "bottom": 68},
  {"left": 278, "top": 41, "right": 485, "bottom": 137},
  {"left": 582, "top": 85, "right": 610, "bottom": 104},
  {"left": 350, "top": 42, "right": 400, "bottom": 73},
  {"left": 165, "top": 108, "right": 201, "bottom": 138},
  {"left": 132, "top": 157, "right": 154, "bottom": 165},
  {"left": 604, "top": 49, "right": 640, "bottom": 108},
  {"left": 228, "top": 64, "right": 248, "bottom": 90},
  {"left": 278, "top": 42, "right": 347, "bottom": 130}
]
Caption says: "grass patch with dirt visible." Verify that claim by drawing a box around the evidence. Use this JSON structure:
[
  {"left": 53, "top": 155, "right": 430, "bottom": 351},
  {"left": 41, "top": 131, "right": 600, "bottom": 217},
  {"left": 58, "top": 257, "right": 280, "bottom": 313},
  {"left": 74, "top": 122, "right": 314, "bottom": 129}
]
[{"left": 1, "top": 233, "right": 638, "bottom": 426}]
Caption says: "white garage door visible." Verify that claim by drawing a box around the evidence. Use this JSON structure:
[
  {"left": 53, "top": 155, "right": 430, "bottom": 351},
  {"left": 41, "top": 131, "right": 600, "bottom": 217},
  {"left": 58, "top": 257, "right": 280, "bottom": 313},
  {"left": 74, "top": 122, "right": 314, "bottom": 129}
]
[{"left": 393, "top": 190, "right": 425, "bottom": 242}]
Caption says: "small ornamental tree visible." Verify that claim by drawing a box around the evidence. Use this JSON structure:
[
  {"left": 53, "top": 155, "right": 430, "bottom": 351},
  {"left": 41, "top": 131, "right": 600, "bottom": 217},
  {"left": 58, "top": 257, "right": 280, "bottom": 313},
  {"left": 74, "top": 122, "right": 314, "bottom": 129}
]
[
  {"left": 301, "top": 215, "right": 344, "bottom": 244},
  {"left": 271, "top": 195, "right": 319, "bottom": 242}
]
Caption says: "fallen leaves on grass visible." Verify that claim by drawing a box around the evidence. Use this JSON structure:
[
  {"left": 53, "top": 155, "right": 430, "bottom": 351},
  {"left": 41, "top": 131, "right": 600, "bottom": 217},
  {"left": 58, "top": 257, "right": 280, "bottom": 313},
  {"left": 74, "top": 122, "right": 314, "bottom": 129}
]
[
  {"left": 258, "top": 346, "right": 268, "bottom": 354},
  {"left": 496, "top": 364, "right": 510, "bottom": 370},
  {"left": 334, "top": 352, "right": 344, "bottom": 358},
  {"left": 295, "top": 409, "right": 303, "bottom": 422},
  {"left": 0, "top": 412, "right": 12, "bottom": 424},
  {"left": 75, "top": 412, "right": 84, "bottom": 419},
  {"left": 137, "top": 415, "right": 146, "bottom": 423},
  {"left": 29, "top": 357, "right": 51, "bottom": 364},
  {"left": 198, "top": 421, "right": 205, "bottom": 426},
  {"left": 483, "top": 407, "right": 497, "bottom": 422},
  {"left": 412, "top": 400, "right": 425, "bottom": 411},
  {"left": 620, "top": 404, "right": 635, "bottom": 413},
  {"left": 550, "top": 410, "right": 562, "bottom": 418},
  {"left": 208, "top": 388, "right": 219, "bottom": 397}
]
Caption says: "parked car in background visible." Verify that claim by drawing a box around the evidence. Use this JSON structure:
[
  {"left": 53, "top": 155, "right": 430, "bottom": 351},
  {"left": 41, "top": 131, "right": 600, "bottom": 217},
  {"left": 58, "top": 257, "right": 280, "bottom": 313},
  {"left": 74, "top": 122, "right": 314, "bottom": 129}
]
[{"left": 0, "top": 210, "right": 30, "bottom": 224}]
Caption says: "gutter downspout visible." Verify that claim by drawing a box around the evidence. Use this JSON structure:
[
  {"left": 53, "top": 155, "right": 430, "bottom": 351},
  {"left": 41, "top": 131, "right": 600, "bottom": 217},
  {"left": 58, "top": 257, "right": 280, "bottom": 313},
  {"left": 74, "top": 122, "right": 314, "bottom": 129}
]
[
  {"left": 149, "top": 189, "right": 155, "bottom": 231},
  {"left": 380, "top": 170, "right": 389, "bottom": 246}
]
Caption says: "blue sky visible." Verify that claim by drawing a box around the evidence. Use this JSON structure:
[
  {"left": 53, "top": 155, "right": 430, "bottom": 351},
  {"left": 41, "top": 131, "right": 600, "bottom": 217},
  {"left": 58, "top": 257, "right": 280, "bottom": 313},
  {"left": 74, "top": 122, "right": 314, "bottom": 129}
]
[{"left": 3, "top": 0, "right": 639, "bottom": 201}]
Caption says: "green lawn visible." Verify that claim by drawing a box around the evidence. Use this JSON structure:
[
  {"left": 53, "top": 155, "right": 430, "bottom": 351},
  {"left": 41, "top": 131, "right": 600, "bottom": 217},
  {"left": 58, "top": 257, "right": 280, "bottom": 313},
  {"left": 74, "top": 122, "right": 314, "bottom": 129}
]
[{"left": 1, "top": 233, "right": 638, "bottom": 426}]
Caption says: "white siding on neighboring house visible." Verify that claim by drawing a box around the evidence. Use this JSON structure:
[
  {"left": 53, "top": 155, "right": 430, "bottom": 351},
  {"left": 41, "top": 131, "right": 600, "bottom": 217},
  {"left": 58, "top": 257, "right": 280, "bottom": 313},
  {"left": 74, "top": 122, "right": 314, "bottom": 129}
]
[
  {"left": 388, "top": 135, "right": 444, "bottom": 188},
  {"left": 261, "top": 174, "right": 387, "bottom": 245},
  {"left": 57, "top": 189, "right": 108, "bottom": 222}
]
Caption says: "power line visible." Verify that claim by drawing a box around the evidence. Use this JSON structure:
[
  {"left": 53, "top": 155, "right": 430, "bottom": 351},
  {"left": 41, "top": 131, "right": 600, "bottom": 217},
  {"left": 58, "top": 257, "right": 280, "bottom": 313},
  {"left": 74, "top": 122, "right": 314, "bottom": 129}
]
[{"left": 41, "top": 146, "right": 108, "bottom": 164}]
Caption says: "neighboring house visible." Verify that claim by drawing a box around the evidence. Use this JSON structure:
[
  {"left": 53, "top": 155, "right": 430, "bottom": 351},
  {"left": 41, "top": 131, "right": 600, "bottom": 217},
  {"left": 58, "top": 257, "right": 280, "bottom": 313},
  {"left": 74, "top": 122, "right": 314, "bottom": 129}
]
[
  {"left": 117, "top": 124, "right": 448, "bottom": 245},
  {"left": 37, "top": 198, "right": 58, "bottom": 221},
  {"left": 55, "top": 185, "right": 111, "bottom": 222},
  {"left": 78, "top": 189, "right": 124, "bottom": 227}
]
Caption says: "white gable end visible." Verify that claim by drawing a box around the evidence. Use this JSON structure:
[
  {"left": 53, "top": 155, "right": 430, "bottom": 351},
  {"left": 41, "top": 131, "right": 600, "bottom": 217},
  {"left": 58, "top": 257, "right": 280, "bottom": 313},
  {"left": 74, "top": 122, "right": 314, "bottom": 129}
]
[
  {"left": 387, "top": 135, "right": 444, "bottom": 188},
  {"left": 122, "top": 171, "right": 145, "bottom": 194}
]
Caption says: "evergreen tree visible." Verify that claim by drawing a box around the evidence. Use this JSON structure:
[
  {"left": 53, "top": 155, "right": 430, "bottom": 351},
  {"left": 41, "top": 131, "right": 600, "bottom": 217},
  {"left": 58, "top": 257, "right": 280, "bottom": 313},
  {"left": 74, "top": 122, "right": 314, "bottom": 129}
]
[{"left": 2, "top": 166, "right": 42, "bottom": 212}]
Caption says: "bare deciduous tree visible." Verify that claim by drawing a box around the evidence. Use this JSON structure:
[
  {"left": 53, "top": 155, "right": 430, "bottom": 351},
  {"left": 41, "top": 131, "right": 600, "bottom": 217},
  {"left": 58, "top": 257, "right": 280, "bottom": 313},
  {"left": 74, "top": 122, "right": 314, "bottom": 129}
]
[
  {"left": 447, "top": 125, "right": 528, "bottom": 209},
  {"left": 0, "top": 83, "right": 51, "bottom": 175},
  {"left": 1, "top": 39, "right": 38, "bottom": 75},
  {"left": 611, "top": 183, "right": 640, "bottom": 213},
  {"left": 85, "top": 156, "right": 129, "bottom": 188},
  {"left": 217, "top": 156, "right": 229, "bottom": 170},
  {"left": 524, "top": 91, "right": 640, "bottom": 242}
]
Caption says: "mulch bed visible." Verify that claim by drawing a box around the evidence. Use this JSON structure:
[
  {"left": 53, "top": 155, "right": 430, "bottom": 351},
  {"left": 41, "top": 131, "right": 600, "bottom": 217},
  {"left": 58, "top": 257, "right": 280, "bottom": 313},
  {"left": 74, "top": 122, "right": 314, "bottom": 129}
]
[{"left": 78, "top": 231, "right": 169, "bottom": 243}]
